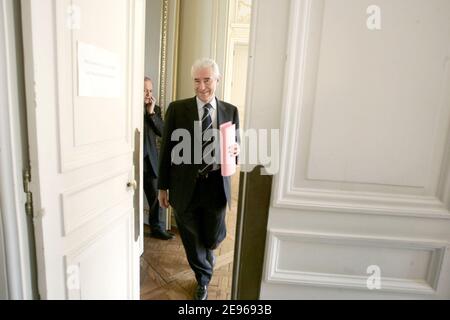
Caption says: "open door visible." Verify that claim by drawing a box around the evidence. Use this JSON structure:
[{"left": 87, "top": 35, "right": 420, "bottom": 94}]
[
  {"left": 251, "top": 0, "right": 450, "bottom": 299},
  {"left": 21, "top": 0, "right": 145, "bottom": 299}
]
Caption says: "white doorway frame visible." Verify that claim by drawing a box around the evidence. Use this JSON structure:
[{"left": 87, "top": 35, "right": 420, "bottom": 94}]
[{"left": 0, "top": 0, "right": 37, "bottom": 300}]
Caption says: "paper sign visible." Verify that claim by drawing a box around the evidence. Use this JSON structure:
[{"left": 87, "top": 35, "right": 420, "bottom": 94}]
[
  {"left": 78, "top": 42, "right": 122, "bottom": 98},
  {"left": 220, "top": 121, "right": 236, "bottom": 177}
]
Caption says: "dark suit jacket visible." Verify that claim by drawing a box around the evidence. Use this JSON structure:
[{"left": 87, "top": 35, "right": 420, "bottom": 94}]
[
  {"left": 158, "top": 97, "right": 240, "bottom": 213},
  {"left": 144, "top": 105, "right": 164, "bottom": 177}
]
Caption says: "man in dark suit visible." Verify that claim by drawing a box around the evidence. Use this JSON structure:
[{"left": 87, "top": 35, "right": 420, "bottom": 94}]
[
  {"left": 158, "top": 59, "right": 239, "bottom": 300},
  {"left": 143, "top": 77, "right": 174, "bottom": 240}
]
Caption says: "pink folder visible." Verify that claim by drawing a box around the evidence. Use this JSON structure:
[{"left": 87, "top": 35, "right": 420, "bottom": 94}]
[{"left": 220, "top": 121, "right": 236, "bottom": 177}]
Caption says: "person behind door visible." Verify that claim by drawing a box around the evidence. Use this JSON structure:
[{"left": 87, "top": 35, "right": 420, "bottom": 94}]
[
  {"left": 143, "top": 77, "right": 174, "bottom": 240},
  {"left": 158, "top": 58, "right": 240, "bottom": 300}
]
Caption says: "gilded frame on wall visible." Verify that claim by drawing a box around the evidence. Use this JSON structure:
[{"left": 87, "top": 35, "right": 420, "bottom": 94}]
[
  {"left": 158, "top": 0, "right": 179, "bottom": 114},
  {"left": 158, "top": 0, "right": 180, "bottom": 229}
]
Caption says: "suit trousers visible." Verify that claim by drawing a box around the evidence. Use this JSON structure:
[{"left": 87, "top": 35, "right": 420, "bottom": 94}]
[
  {"left": 143, "top": 162, "right": 166, "bottom": 232},
  {"left": 173, "top": 169, "right": 227, "bottom": 286}
]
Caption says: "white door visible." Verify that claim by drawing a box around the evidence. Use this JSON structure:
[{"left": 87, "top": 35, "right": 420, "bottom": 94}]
[
  {"left": 244, "top": 0, "right": 450, "bottom": 299},
  {"left": 21, "top": 0, "right": 145, "bottom": 299}
]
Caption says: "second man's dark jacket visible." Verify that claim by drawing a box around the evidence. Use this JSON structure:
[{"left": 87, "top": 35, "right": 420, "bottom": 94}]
[{"left": 144, "top": 105, "right": 164, "bottom": 177}]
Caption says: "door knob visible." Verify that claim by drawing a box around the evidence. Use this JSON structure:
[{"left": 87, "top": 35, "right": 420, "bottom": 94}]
[{"left": 127, "top": 180, "right": 137, "bottom": 190}]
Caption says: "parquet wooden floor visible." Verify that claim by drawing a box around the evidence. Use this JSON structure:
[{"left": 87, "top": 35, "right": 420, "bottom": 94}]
[{"left": 140, "top": 172, "right": 239, "bottom": 300}]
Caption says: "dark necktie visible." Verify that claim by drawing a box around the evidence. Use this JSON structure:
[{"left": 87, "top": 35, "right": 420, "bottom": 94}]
[{"left": 200, "top": 103, "right": 214, "bottom": 174}]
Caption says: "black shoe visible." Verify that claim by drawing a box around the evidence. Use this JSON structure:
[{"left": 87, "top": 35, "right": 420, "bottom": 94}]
[
  {"left": 194, "top": 285, "right": 208, "bottom": 300},
  {"left": 207, "top": 251, "right": 216, "bottom": 268},
  {"left": 151, "top": 229, "right": 174, "bottom": 240}
]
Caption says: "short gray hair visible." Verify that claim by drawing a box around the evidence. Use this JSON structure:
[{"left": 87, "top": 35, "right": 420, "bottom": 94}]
[
  {"left": 191, "top": 58, "right": 221, "bottom": 79},
  {"left": 144, "top": 76, "right": 153, "bottom": 83}
]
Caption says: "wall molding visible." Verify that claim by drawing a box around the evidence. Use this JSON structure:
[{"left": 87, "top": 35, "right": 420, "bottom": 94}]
[
  {"left": 64, "top": 212, "right": 133, "bottom": 299},
  {"left": 265, "top": 229, "right": 449, "bottom": 295},
  {"left": 54, "top": 0, "right": 134, "bottom": 173},
  {"left": 276, "top": 188, "right": 450, "bottom": 219},
  {"left": 273, "top": 0, "right": 450, "bottom": 220},
  {"left": 61, "top": 169, "right": 131, "bottom": 236}
]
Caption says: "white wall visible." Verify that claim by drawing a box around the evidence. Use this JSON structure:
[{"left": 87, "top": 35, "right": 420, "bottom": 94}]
[
  {"left": 176, "top": 0, "right": 214, "bottom": 99},
  {"left": 245, "top": 0, "right": 450, "bottom": 299},
  {"left": 144, "top": 0, "right": 163, "bottom": 96},
  {"left": 176, "top": 0, "right": 228, "bottom": 99}
]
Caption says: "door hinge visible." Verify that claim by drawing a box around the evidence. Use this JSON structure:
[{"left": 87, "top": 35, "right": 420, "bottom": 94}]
[{"left": 23, "top": 168, "right": 33, "bottom": 216}]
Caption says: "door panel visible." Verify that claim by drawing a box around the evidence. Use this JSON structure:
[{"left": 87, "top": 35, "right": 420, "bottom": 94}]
[
  {"left": 250, "top": 0, "right": 450, "bottom": 299},
  {"left": 21, "top": 0, "right": 145, "bottom": 299},
  {"left": 56, "top": 0, "right": 132, "bottom": 172},
  {"left": 65, "top": 214, "right": 133, "bottom": 300}
]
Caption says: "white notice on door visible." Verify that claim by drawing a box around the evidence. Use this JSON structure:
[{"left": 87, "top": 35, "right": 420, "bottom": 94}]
[{"left": 78, "top": 42, "right": 122, "bottom": 98}]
